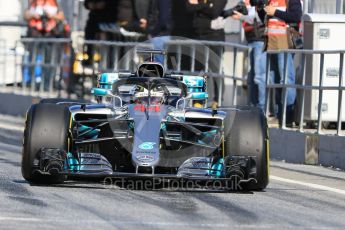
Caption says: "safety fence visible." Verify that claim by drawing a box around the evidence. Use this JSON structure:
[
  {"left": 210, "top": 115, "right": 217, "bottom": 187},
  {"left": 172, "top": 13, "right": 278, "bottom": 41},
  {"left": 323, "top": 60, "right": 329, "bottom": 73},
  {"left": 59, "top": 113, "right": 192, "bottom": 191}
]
[
  {"left": 1, "top": 37, "right": 249, "bottom": 104},
  {"left": 1, "top": 37, "right": 345, "bottom": 135},
  {"left": 0, "top": 39, "right": 6, "bottom": 88},
  {"left": 82, "top": 40, "right": 152, "bottom": 73},
  {"left": 80, "top": 39, "right": 250, "bottom": 106},
  {"left": 3, "top": 38, "right": 155, "bottom": 98},
  {"left": 163, "top": 40, "right": 249, "bottom": 106},
  {"left": 266, "top": 49, "right": 345, "bottom": 135},
  {"left": 10, "top": 38, "right": 72, "bottom": 98}
]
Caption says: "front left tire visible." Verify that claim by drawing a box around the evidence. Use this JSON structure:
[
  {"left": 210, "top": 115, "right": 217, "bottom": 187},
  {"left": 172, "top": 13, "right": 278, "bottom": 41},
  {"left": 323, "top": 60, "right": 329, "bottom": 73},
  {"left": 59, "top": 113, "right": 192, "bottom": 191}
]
[{"left": 22, "top": 103, "right": 71, "bottom": 183}]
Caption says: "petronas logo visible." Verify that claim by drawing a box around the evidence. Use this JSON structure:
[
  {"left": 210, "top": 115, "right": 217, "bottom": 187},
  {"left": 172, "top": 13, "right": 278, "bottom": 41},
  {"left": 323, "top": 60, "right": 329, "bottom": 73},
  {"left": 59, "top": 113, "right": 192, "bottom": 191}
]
[{"left": 138, "top": 142, "right": 156, "bottom": 150}]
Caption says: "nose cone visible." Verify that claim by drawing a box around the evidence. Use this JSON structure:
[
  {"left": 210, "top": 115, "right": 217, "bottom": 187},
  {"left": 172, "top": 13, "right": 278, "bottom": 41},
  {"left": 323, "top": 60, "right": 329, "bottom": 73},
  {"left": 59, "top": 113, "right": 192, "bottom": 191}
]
[{"left": 128, "top": 104, "right": 168, "bottom": 168}]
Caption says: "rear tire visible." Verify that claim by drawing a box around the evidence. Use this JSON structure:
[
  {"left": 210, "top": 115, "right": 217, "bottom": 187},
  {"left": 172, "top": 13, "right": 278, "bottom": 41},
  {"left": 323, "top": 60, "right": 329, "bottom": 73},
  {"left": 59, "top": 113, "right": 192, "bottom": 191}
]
[
  {"left": 224, "top": 106, "right": 269, "bottom": 191},
  {"left": 21, "top": 103, "right": 71, "bottom": 183}
]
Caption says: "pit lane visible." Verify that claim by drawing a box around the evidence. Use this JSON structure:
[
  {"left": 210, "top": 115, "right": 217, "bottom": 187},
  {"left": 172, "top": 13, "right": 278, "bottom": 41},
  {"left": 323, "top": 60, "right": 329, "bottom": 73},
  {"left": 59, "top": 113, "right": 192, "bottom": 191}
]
[{"left": 0, "top": 114, "right": 345, "bottom": 230}]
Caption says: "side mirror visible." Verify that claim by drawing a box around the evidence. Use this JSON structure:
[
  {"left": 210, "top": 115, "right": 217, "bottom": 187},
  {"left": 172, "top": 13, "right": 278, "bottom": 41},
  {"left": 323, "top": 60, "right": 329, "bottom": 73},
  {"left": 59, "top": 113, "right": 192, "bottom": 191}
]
[
  {"left": 176, "top": 92, "right": 209, "bottom": 110},
  {"left": 92, "top": 88, "right": 123, "bottom": 108},
  {"left": 98, "top": 73, "right": 120, "bottom": 90}
]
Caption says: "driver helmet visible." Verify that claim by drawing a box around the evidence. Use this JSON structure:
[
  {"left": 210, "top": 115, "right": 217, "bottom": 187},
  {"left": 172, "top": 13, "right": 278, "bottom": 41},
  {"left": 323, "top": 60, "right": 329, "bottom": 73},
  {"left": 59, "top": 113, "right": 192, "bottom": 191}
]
[{"left": 134, "top": 91, "right": 165, "bottom": 105}]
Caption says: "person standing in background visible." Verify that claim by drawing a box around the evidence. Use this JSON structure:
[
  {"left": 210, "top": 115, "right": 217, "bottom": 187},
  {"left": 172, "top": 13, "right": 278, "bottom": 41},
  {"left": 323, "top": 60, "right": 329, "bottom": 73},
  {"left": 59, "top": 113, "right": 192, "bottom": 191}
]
[
  {"left": 24, "top": 0, "right": 69, "bottom": 91},
  {"left": 116, "top": 0, "right": 151, "bottom": 34},
  {"left": 256, "top": 0, "right": 302, "bottom": 126},
  {"left": 147, "top": 0, "right": 172, "bottom": 64},
  {"left": 187, "top": 0, "right": 227, "bottom": 108},
  {"left": 84, "top": 0, "right": 117, "bottom": 41},
  {"left": 148, "top": 0, "right": 171, "bottom": 38},
  {"left": 167, "top": 0, "right": 196, "bottom": 71},
  {"left": 231, "top": 0, "right": 266, "bottom": 111},
  {"left": 83, "top": 0, "right": 117, "bottom": 66},
  {"left": 25, "top": 0, "right": 66, "bottom": 37},
  {"left": 171, "top": 0, "right": 195, "bottom": 39}
]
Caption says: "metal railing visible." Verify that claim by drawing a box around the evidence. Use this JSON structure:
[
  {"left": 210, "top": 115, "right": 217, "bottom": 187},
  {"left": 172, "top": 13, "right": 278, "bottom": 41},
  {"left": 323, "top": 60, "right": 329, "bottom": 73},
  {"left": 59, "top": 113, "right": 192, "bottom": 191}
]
[
  {"left": 74, "top": 39, "right": 250, "bottom": 105},
  {"left": 266, "top": 49, "right": 345, "bottom": 135},
  {"left": 82, "top": 40, "right": 152, "bottom": 73},
  {"left": 13, "top": 38, "right": 72, "bottom": 97},
  {"left": 0, "top": 39, "right": 6, "bottom": 88},
  {"left": 164, "top": 40, "right": 250, "bottom": 106},
  {"left": 5, "top": 38, "right": 249, "bottom": 105},
  {"left": 2, "top": 37, "right": 345, "bottom": 135}
]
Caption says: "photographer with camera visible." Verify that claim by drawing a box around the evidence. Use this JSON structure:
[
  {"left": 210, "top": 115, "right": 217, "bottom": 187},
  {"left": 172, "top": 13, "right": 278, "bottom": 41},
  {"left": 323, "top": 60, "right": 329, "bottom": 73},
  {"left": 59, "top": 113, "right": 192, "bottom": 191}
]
[
  {"left": 229, "top": 0, "right": 267, "bottom": 111},
  {"left": 253, "top": 0, "right": 302, "bottom": 126},
  {"left": 24, "top": 0, "right": 67, "bottom": 38}
]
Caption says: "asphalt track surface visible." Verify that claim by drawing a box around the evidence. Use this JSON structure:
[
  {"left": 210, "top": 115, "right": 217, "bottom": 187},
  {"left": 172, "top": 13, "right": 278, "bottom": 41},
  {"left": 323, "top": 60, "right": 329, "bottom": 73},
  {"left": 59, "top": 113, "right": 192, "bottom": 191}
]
[{"left": 1, "top": 114, "right": 345, "bottom": 230}]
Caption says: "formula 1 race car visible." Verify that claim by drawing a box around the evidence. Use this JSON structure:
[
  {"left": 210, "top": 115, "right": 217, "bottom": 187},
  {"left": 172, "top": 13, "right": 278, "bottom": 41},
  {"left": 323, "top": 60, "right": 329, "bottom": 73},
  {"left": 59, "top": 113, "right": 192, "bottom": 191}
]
[{"left": 21, "top": 50, "right": 269, "bottom": 190}]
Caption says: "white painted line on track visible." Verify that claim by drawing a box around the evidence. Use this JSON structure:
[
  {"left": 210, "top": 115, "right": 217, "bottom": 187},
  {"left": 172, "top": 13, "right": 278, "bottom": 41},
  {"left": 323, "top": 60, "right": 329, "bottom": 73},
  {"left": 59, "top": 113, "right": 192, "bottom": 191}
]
[
  {"left": 271, "top": 175, "right": 345, "bottom": 196},
  {"left": 0, "top": 217, "right": 342, "bottom": 230},
  {"left": 0, "top": 217, "right": 41, "bottom": 222},
  {"left": 0, "top": 217, "right": 268, "bottom": 228}
]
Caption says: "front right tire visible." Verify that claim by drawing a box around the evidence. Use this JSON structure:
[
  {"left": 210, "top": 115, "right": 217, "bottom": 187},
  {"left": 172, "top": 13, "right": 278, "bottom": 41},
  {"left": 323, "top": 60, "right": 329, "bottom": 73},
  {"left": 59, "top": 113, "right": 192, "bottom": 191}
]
[{"left": 224, "top": 106, "right": 269, "bottom": 191}]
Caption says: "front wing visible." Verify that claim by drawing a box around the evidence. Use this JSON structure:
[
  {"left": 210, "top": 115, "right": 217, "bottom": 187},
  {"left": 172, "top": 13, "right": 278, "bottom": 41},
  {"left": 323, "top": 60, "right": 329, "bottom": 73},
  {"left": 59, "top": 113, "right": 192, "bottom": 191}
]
[{"left": 34, "top": 148, "right": 258, "bottom": 188}]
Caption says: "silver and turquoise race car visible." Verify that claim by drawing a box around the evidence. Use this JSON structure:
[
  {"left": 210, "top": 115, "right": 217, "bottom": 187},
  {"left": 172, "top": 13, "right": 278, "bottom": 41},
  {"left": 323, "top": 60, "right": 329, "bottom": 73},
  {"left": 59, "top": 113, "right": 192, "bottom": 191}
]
[{"left": 21, "top": 50, "right": 269, "bottom": 190}]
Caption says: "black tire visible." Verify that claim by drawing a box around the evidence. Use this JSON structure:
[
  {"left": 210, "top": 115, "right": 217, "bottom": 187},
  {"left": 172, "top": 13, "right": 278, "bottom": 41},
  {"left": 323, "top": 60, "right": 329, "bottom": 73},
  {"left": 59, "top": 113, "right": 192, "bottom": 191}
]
[
  {"left": 22, "top": 103, "right": 71, "bottom": 183},
  {"left": 225, "top": 106, "right": 269, "bottom": 191}
]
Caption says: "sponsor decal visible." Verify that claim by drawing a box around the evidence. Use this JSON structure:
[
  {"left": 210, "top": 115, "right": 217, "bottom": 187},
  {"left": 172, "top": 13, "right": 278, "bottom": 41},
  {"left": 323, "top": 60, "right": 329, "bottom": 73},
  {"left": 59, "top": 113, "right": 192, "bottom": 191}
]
[
  {"left": 185, "top": 78, "right": 197, "bottom": 87},
  {"left": 136, "top": 155, "right": 155, "bottom": 163},
  {"left": 183, "top": 76, "right": 204, "bottom": 87},
  {"left": 181, "top": 158, "right": 211, "bottom": 168},
  {"left": 80, "top": 153, "right": 101, "bottom": 160},
  {"left": 191, "top": 159, "right": 210, "bottom": 168},
  {"left": 134, "top": 105, "right": 161, "bottom": 112},
  {"left": 138, "top": 142, "right": 156, "bottom": 150},
  {"left": 136, "top": 150, "right": 156, "bottom": 154},
  {"left": 326, "top": 67, "right": 339, "bottom": 77},
  {"left": 319, "top": 29, "right": 330, "bottom": 39}
]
